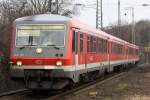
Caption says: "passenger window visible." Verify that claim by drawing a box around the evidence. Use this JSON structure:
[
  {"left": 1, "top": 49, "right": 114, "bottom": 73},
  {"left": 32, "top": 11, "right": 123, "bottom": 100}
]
[
  {"left": 87, "top": 35, "right": 90, "bottom": 52},
  {"left": 93, "top": 37, "right": 96, "bottom": 52},
  {"left": 72, "top": 31, "right": 75, "bottom": 52},
  {"left": 90, "top": 36, "right": 93, "bottom": 52},
  {"left": 80, "top": 33, "right": 83, "bottom": 52}
]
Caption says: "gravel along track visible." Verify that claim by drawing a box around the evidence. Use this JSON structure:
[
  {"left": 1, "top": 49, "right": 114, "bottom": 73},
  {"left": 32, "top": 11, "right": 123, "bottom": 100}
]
[{"left": 46, "top": 71, "right": 126, "bottom": 100}]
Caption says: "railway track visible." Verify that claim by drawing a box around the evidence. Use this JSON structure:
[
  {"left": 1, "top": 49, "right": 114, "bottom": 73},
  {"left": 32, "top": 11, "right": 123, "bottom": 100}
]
[
  {"left": 0, "top": 65, "right": 136, "bottom": 100},
  {"left": 0, "top": 89, "right": 29, "bottom": 97}
]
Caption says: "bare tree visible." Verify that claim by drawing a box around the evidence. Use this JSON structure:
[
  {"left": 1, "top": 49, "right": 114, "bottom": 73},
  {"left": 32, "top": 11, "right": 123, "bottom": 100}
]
[
  {"left": 29, "top": 0, "right": 49, "bottom": 14},
  {"left": 0, "top": 0, "right": 78, "bottom": 24}
]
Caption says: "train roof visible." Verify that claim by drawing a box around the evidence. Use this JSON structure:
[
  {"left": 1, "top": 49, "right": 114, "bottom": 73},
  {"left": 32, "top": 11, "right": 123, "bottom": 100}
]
[{"left": 15, "top": 14, "right": 71, "bottom": 23}]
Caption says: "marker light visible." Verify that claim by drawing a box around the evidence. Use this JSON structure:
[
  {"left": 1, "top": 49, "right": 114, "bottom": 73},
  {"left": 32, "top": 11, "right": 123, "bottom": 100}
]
[
  {"left": 56, "top": 61, "right": 62, "bottom": 66},
  {"left": 10, "top": 62, "right": 14, "bottom": 64},
  {"left": 17, "top": 61, "right": 22, "bottom": 66}
]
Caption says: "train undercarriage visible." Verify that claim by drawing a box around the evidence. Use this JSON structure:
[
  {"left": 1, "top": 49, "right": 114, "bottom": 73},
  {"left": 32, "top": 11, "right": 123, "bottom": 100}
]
[
  {"left": 24, "top": 69, "right": 70, "bottom": 89},
  {"left": 23, "top": 62, "right": 138, "bottom": 90}
]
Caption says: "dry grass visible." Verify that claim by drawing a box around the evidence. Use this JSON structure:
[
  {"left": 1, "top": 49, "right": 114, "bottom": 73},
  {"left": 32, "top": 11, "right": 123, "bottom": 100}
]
[{"left": 125, "top": 95, "right": 150, "bottom": 100}]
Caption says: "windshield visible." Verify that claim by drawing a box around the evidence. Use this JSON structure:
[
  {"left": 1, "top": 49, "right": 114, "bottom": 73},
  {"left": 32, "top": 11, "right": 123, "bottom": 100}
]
[{"left": 16, "top": 25, "right": 65, "bottom": 47}]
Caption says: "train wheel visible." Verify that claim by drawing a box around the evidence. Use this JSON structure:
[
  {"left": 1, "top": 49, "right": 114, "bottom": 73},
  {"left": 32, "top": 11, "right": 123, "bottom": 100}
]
[
  {"left": 104, "top": 68, "right": 108, "bottom": 75},
  {"left": 113, "top": 67, "right": 117, "bottom": 72},
  {"left": 63, "top": 80, "right": 75, "bottom": 91}
]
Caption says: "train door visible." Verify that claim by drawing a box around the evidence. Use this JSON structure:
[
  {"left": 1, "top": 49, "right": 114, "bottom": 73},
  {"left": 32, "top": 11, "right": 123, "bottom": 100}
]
[
  {"left": 75, "top": 30, "right": 78, "bottom": 70},
  {"left": 124, "top": 45, "right": 126, "bottom": 61},
  {"left": 72, "top": 28, "right": 79, "bottom": 73},
  {"left": 72, "top": 30, "right": 78, "bottom": 67},
  {"left": 127, "top": 47, "right": 129, "bottom": 62},
  {"left": 108, "top": 39, "right": 111, "bottom": 72},
  {"left": 72, "top": 29, "right": 80, "bottom": 82},
  {"left": 126, "top": 45, "right": 129, "bottom": 62},
  {"left": 72, "top": 29, "right": 86, "bottom": 82},
  {"left": 79, "top": 32, "right": 86, "bottom": 72}
]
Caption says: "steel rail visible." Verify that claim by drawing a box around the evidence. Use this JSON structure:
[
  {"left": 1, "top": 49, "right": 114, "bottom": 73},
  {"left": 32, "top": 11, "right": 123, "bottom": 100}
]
[{"left": 0, "top": 89, "right": 29, "bottom": 97}]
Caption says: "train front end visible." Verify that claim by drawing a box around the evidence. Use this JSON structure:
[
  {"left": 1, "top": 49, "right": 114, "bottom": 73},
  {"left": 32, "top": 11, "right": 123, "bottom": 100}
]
[{"left": 10, "top": 14, "right": 74, "bottom": 89}]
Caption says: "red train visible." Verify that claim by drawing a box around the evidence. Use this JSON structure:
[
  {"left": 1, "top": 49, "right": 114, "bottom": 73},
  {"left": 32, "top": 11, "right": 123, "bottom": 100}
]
[{"left": 10, "top": 14, "right": 139, "bottom": 89}]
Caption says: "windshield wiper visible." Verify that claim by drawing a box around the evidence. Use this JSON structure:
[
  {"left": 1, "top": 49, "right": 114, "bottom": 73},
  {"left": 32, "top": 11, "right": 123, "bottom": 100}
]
[
  {"left": 29, "top": 44, "right": 38, "bottom": 46},
  {"left": 19, "top": 46, "right": 25, "bottom": 50},
  {"left": 47, "top": 44, "right": 60, "bottom": 50}
]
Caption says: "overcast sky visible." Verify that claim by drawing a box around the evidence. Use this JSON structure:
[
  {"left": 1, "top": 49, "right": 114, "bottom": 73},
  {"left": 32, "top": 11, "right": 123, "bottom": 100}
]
[{"left": 73, "top": 0, "right": 150, "bottom": 28}]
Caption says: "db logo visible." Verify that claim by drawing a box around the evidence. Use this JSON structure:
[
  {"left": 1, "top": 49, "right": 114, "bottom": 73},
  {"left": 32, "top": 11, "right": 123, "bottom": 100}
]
[
  {"left": 90, "top": 56, "right": 93, "bottom": 61},
  {"left": 35, "top": 60, "right": 43, "bottom": 65}
]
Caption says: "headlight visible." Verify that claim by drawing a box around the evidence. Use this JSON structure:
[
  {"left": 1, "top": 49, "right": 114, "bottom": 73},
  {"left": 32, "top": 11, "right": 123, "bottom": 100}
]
[
  {"left": 56, "top": 61, "right": 62, "bottom": 66},
  {"left": 17, "top": 61, "right": 22, "bottom": 66},
  {"left": 36, "top": 48, "right": 43, "bottom": 54}
]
